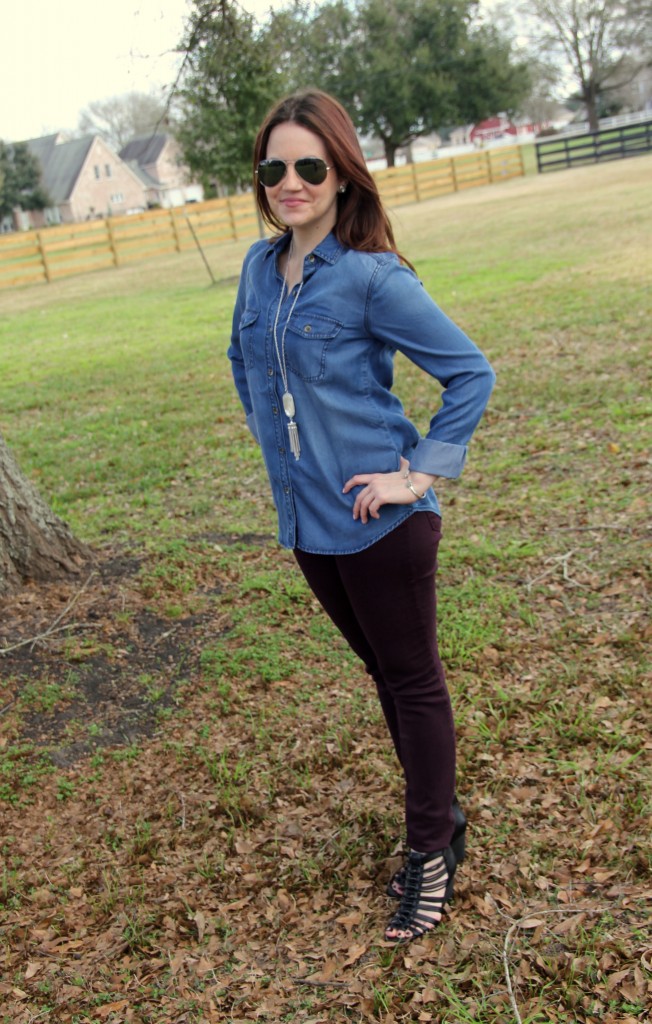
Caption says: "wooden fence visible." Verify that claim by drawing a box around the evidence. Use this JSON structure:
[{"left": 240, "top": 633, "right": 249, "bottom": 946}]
[
  {"left": 536, "top": 120, "right": 652, "bottom": 173},
  {"left": 0, "top": 146, "right": 523, "bottom": 291},
  {"left": 0, "top": 193, "right": 260, "bottom": 291},
  {"left": 374, "top": 145, "right": 524, "bottom": 204}
]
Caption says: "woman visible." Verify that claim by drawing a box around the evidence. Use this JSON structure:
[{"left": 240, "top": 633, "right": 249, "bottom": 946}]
[{"left": 228, "top": 90, "right": 495, "bottom": 944}]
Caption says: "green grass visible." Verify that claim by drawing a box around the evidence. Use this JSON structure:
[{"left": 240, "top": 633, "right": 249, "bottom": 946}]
[{"left": 0, "top": 155, "right": 650, "bottom": 1024}]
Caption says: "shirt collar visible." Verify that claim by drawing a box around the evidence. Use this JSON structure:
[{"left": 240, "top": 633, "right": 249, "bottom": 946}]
[{"left": 264, "top": 230, "right": 344, "bottom": 265}]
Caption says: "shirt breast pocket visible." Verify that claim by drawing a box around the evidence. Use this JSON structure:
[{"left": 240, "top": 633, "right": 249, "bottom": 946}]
[
  {"left": 285, "top": 313, "right": 342, "bottom": 383},
  {"left": 239, "top": 308, "right": 260, "bottom": 368}
]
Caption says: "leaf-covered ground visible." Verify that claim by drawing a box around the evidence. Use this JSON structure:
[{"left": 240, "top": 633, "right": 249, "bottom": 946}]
[
  {"left": 0, "top": 522, "right": 649, "bottom": 1024},
  {"left": 0, "top": 157, "right": 650, "bottom": 1023}
]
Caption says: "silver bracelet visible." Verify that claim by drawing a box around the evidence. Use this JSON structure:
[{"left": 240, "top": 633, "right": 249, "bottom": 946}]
[{"left": 405, "top": 475, "right": 427, "bottom": 500}]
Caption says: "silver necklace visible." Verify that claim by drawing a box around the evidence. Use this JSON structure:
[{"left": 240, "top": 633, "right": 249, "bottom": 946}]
[{"left": 273, "top": 244, "right": 304, "bottom": 460}]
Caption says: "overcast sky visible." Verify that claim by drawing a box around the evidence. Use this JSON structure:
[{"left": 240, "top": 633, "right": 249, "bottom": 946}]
[{"left": 0, "top": 0, "right": 285, "bottom": 142}]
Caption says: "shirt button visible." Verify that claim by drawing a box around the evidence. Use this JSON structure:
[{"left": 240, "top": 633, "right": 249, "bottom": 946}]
[
  {"left": 272, "top": 406, "right": 278, "bottom": 415},
  {"left": 267, "top": 368, "right": 273, "bottom": 376},
  {"left": 284, "top": 487, "right": 289, "bottom": 494},
  {"left": 308, "top": 254, "right": 315, "bottom": 262},
  {"left": 304, "top": 325, "right": 312, "bottom": 333},
  {"left": 279, "top": 447, "right": 285, "bottom": 454}
]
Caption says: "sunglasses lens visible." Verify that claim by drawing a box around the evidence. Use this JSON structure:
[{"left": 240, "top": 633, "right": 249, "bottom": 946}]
[
  {"left": 257, "top": 158, "right": 330, "bottom": 187},
  {"left": 295, "top": 158, "right": 329, "bottom": 184},
  {"left": 257, "top": 160, "right": 286, "bottom": 187}
]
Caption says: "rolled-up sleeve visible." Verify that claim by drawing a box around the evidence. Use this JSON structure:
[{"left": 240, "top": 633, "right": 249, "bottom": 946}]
[{"left": 366, "top": 260, "right": 495, "bottom": 477}]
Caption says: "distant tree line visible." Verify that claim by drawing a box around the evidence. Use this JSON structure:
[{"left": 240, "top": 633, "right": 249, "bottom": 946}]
[
  {"left": 172, "top": 0, "right": 652, "bottom": 193},
  {"left": 174, "top": 0, "right": 532, "bottom": 193}
]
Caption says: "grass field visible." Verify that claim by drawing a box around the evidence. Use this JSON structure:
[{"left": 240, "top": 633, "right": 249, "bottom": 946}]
[{"left": 0, "top": 156, "right": 650, "bottom": 1024}]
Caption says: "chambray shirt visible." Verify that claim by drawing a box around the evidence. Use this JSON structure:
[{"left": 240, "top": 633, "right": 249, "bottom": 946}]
[{"left": 228, "top": 231, "right": 495, "bottom": 554}]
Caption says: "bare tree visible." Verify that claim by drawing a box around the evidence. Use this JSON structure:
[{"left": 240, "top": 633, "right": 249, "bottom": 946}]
[
  {"left": 78, "top": 91, "right": 170, "bottom": 150},
  {"left": 526, "top": 1, "right": 652, "bottom": 130},
  {"left": 0, "top": 434, "right": 89, "bottom": 595}
]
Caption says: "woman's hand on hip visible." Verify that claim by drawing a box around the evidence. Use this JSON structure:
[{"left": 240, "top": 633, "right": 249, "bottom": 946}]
[{"left": 342, "top": 456, "right": 435, "bottom": 524}]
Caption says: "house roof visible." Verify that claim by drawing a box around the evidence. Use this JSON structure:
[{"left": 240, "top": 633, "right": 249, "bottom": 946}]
[
  {"left": 25, "top": 134, "right": 95, "bottom": 203},
  {"left": 22, "top": 133, "right": 61, "bottom": 166},
  {"left": 119, "top": 133, "right": 168, "bottom": 167},
  {"left": 123, "top": 159, "right": 160, "bottom": 188}
]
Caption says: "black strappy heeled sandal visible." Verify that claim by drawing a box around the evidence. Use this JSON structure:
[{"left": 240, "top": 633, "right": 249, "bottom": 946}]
[
  {"left": 384, "top": 845, "right": 456, "bottom": 943},
  {"left": 386, "top": 796, "right": 466, "bottom": 899}
]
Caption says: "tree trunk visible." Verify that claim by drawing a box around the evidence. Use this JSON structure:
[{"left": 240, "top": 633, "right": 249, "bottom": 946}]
[
  {"left": 585, "top": 82, "right": 600, "bottom": 132},
  {"left": 384, "top": 141, "right": 398, "bottom": 167},
  {"left": 0, "top": 433, "right": 90, "bottom": 594}
]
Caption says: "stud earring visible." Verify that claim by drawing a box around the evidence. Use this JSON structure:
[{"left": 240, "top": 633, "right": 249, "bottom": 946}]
[{"left": 338, "top": 184, "right": 347, "bottom": 194}]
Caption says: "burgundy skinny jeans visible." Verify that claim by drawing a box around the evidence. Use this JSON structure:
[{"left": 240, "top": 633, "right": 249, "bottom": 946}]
[{"left": 294, "top": 510, "right": 455, "bottom": 852}]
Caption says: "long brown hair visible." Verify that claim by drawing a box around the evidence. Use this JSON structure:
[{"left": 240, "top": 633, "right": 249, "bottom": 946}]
[{"left": 253, "top": 90, "right": 411, "bottom": 265}]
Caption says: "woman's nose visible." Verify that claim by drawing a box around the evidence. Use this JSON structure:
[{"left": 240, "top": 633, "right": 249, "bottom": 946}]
[{"left": 282, "top": 164, "right": 303, "bottom": 189}]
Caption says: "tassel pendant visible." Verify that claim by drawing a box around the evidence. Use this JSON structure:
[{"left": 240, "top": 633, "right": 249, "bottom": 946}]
[
  {"left": 287, "top": 419, "right": 301, "bottom": 460},
  {"left": 282, "top": 392, "right": 300, "bottom": 459}
]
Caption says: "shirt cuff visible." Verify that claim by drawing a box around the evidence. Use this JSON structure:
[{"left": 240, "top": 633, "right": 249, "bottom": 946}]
[{"left": 409, "top": 438, "right": 468, "bottom": 478}]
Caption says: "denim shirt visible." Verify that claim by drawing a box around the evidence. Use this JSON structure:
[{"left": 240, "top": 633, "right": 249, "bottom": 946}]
[{"left": 228, "top": 231, "right": 495, "bottom": 554}]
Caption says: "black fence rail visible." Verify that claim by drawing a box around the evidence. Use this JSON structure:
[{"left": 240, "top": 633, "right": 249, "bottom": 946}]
[{"left": 536, "top": 120, "right": 652, "bottom": 173}]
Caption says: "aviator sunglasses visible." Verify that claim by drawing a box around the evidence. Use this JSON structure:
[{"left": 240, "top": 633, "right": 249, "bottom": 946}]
[{"left": 256, "top": 157, "right": 332, "bottom": 188}]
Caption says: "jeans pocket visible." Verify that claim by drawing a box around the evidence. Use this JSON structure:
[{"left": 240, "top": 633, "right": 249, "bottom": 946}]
[{"left": 425, "top": 512, "right": 442, "bottom": 535}]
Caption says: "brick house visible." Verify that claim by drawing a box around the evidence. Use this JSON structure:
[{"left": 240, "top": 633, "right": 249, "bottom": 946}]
[
  {"left": 18, "top": 133, "right": 148, "bottom": 228},
  {"left": 119, "top": 134, "right": 203, "bottom": 208}
]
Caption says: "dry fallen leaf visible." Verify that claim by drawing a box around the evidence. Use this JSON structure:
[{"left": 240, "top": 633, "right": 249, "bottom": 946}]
[
  {"left": 96, "top": 1000, "right": 130, "bottom": 1018},
  {"left": 194, "top": 909, "right": 206, "bottom": 942},
  {"left": 336, "top": 910, "right": 363, "bottom": 937},
  {"left": 342, "top": 943, "right": 368, "bottom": 967}
]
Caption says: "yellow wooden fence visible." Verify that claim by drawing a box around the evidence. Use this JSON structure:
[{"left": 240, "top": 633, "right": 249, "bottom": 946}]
[
  {"left": 0, "top": 146, "right": 523, "bottom": 291},
  {"left": 374, "top": 146, "right": 524, "bottom": 204}
]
